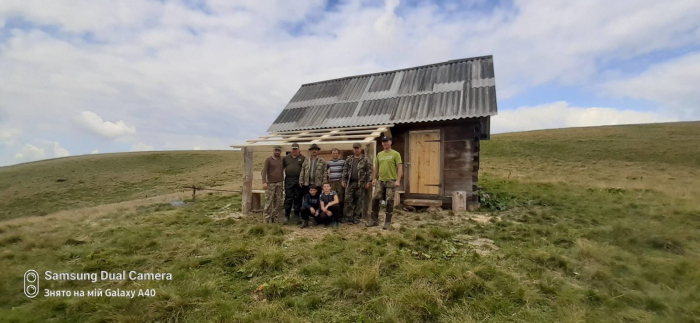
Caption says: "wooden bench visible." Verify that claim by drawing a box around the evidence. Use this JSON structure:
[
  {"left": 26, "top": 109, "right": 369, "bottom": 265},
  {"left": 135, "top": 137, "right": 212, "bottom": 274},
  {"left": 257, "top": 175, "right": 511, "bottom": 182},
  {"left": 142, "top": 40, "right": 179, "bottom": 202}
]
[{"left": 251, "top": 189, "right": 265, "bottom": 211}]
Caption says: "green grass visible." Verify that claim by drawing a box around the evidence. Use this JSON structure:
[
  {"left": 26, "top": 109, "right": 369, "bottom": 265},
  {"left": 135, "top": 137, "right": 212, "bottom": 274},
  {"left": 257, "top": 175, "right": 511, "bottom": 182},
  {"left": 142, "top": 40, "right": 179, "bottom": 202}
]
[
  {"left": 1, "top": 122, "right": 699, "bottom": 322},
  {"left": 0, "top": 151, "right": 267, "bottom": 221}
]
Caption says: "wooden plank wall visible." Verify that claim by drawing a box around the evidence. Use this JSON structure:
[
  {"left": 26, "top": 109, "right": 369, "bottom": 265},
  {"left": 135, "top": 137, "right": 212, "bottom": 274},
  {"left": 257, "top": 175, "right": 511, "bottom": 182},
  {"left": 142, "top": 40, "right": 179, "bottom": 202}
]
[
  {"left": 443, "top": 123, "right": 475, "bottom": 194},
  {"left": 392, "top": 119, "right": 481, "bottom": 207}
]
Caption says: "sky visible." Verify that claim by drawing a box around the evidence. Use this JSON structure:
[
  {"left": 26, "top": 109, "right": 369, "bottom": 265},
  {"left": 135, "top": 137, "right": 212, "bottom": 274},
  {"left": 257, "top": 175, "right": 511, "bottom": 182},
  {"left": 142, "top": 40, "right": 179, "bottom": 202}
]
[{"left": 1, "top": 0, "right": 699, "bottom": 166}]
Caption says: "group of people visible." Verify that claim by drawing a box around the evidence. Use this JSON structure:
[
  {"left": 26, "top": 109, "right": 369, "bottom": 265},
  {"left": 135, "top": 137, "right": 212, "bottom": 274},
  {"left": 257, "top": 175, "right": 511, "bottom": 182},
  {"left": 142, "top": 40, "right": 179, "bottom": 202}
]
[{"left": 260, "top": 136, "right": 403, "bottom": 230}]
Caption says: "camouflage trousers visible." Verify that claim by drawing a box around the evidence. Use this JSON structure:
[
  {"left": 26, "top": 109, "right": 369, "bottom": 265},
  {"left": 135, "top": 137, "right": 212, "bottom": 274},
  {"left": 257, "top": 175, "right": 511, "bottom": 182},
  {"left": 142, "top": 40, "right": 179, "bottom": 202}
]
[
  {"left": 264, "top": 182, "right": 283, "bottom": 222},
  {"left": 344, "top": 181, "right": 367, "bottom": 218},
  {"left": 373, "top": 180, "right": 396, "bottom": 205},
  {"left": 329, "top": 180, "right": 345, "bottom": 204},
  {"left": 371, "top": 180, "right": 396, "bottom": 221}
]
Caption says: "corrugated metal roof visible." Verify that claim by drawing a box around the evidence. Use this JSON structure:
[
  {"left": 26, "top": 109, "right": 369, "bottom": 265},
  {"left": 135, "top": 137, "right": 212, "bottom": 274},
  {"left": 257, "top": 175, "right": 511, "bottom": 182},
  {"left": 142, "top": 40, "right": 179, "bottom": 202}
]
[{"left": 267, "top": 55, "right": 497, "bottom": 133}]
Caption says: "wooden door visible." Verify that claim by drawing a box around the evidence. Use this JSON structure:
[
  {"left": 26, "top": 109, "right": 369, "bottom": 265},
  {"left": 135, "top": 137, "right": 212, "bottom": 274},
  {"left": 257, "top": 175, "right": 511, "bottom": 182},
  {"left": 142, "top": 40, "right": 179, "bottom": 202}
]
[{"left": 409, "top": 130, "right": 441, "bottom": 194}]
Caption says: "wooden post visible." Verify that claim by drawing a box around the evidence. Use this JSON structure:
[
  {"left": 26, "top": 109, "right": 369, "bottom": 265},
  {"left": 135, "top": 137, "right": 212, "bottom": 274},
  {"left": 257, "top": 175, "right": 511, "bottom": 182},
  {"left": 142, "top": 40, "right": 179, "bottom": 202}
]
[
  {"left": 364, "top": 140, "right": 377, "bottom": 220},
  {"left": 452, "top": 191, "right": 467, "bottom": 212},
  {"left": 241, "top": 147, "right": 254, "bottom": 214}
]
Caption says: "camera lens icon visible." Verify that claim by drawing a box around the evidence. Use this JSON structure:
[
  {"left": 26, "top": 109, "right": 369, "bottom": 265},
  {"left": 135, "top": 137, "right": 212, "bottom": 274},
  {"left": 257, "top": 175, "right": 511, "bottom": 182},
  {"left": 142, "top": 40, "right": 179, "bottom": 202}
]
[{"left": 24, "top": 270, "right": 40, "bottom": 298}]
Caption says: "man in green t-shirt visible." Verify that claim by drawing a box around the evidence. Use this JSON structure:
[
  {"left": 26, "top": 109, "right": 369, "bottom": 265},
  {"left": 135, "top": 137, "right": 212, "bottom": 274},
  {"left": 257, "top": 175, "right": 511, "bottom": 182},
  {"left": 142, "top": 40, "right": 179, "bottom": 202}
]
[{"left": 368, "top": 136, "right": 403, "bottom": 230}]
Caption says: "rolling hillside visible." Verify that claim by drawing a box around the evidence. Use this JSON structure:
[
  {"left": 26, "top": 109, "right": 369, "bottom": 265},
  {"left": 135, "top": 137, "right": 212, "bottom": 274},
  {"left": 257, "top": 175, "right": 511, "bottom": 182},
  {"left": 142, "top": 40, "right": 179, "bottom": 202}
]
[{"left": 1, "top": 122, "right": 698, "bottom": 322}]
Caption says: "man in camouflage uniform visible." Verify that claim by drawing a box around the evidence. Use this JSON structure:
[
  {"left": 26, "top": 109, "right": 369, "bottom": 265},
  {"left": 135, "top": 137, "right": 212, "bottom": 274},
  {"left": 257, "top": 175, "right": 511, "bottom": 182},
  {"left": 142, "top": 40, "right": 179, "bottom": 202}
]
[
  {"left": 262, "top": 145, "right": 284, "bottom": 223},
  {"left": 283, "top": 143, "right": 305, "bottom": 224},
  {"left": 369, "top": 136, "right": 403, "bottom": 230},
  {"left": 341, "top": 143, "right": 372, "bottom": 224},
  {"left": 299, "top": 143, "right": 328, "bottom": 196}
]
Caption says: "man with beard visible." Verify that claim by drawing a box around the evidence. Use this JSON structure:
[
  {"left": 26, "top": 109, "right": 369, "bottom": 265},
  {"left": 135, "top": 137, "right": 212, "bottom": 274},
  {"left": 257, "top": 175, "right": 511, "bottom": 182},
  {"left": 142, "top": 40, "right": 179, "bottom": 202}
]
[
  {"left": 299, "top": 143, "right": 327, "bottom": 199},
  {"left": 261, "top": 145, "right": 284, "bottom": 223}
]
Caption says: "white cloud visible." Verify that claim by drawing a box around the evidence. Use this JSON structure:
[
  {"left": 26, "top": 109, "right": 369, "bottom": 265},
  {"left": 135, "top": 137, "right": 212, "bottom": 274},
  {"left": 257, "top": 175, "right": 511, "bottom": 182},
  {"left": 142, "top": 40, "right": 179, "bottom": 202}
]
[
  {"left": 131, "top": 142, "right": 153, "bottom": 152},
  {"left": 193, "top": 146, "right": 201, "bottom": 150},
  {"left": 91, "top": 149, "right": 99, "bottom": 154},
  {"left": 14, "top": 144, "right": 45, "bottom": 162},
  {"left": 53, "top": 141, "right": 70, "bottom": 158},
  {"left": 603, "top": 52, "right": 700, "bottom": 118},
  {"left": 77, "top": 111, "right": 136, "bottom": 139},
  {"left": 0, "top": 0, "right": 698, "bottom": 166},
  {"left": 0, "top": 128, "right": 21, "bottom": 145},
  {"left": 493, "top": 101, "right": 679, "bottom": 134}
]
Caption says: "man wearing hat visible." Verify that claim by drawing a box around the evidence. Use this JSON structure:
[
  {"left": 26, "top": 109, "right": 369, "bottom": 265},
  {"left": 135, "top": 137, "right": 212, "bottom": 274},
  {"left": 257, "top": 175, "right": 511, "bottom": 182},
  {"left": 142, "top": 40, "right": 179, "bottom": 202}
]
[
  {"left": 282, "top": 143, "right": 305, "bottom": 224},
  {"left": 261, "top": 145, "right": 285, "bottom": 223},
  {"left": 299, "top": 143, "right": 328, "bottom": 198},
  {"left": 341, "top": 143, "right": 373, "bottom": 224},
  {"left": 369, "top": 136, "right": 403, "bottom": 230}
]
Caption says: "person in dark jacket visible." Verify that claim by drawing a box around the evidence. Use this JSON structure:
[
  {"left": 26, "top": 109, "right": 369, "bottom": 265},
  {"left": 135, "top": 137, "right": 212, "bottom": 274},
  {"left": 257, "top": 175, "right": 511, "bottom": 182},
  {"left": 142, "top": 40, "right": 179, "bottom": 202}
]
[
  {"left": 299, "top": 186, "right": 321, "bottom": 229},
  {"left": 283, "top": 143, "right": 305, "bottom": 224}
]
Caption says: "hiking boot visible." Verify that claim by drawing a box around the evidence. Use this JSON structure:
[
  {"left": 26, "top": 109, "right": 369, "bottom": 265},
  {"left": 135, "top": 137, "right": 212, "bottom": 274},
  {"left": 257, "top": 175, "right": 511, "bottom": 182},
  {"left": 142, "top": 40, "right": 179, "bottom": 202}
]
[
  {"left": 300, "top": 221, "right": 308, "bottom": 229},
  {"left": 382, "top": 213, "right": 393, "bottom": 230},
  {"left": 353, "top": 217, "right": 361, "bottom": 224},
  {"left": 332, "top": 221, "right": 339, "bottom": 228},
  {"left": 365, "top": 220, "right": 379, "bottom": 227}
]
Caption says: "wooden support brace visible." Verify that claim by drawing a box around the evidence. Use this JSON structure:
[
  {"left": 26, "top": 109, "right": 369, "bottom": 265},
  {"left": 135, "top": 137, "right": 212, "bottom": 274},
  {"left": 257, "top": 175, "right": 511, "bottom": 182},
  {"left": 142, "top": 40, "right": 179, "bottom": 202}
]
[
  {"left": 364, "top": 140, "right": 377, "bottom": 220},
  {"left": 241, "top": 147, "right": 254, "bottom": 214}
]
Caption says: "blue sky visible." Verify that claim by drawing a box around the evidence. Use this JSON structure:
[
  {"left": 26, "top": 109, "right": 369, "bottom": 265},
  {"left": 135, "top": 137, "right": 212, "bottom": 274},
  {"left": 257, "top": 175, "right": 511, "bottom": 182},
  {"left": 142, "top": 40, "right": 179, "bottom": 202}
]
[{"left": 1, "top": 0, "right": 699, "bottom": 166}]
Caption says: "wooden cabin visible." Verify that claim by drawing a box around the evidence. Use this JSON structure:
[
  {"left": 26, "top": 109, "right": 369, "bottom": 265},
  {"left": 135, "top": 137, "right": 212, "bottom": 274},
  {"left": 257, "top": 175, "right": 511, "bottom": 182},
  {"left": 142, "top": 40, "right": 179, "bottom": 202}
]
[{"left": 233, "top": 55, "right": 497, "bottom": 215}]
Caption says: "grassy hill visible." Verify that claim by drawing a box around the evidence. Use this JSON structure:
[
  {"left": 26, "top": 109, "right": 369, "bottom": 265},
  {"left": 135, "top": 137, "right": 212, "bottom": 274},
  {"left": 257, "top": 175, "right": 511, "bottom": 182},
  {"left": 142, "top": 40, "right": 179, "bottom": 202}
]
[{"left": 0, "top": 122, "right": 698, "bottom": 322}]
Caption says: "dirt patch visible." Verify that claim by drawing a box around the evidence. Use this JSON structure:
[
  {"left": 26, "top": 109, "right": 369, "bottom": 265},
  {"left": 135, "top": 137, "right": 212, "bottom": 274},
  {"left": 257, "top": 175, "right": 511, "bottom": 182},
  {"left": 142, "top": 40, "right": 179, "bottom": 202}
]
[{"left": 454, "top": 234, "right": 499, "bottom": 255}]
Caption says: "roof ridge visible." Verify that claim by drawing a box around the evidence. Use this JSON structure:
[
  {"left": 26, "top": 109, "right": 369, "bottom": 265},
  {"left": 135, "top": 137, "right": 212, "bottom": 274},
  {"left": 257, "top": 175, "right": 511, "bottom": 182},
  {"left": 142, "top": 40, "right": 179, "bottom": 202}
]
[{"left": 301, "top": 55, "right": 493, "bottom": 86}]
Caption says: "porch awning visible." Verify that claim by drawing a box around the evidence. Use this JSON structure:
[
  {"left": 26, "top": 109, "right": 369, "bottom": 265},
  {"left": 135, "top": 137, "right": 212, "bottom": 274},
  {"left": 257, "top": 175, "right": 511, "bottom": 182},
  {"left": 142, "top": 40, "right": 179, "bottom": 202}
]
[{"left": 231, "top": 124, "right": 393, "bottom": 152}]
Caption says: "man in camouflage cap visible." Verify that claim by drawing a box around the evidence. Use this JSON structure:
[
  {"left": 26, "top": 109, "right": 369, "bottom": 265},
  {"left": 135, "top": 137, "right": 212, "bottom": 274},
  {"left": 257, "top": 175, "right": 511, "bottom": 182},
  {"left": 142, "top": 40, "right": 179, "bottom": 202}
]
[
  {"left": 369, "top": 137, "right": 402, "bottom": 230},
  {"left": 261, "top": 145, "right": 284, "bottom": 223},
  {"left": 282, "top": 143, "right": 305, "bottom": 224},
  {"left": 342, "top": 142, "right": 372, "bottom": 224}
]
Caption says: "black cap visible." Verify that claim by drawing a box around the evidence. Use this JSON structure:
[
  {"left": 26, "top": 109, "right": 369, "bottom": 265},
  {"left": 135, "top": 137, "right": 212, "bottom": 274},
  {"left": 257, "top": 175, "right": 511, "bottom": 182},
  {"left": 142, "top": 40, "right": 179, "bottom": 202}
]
[
  {"left": 353, "top": 143, "right": 361, "bottom": 148},
  {"left": 309, "top": 143, "right": 321, "bottom": 150},
  {"left": 381, "top": 136, "right": 392, "bottom": 141}
]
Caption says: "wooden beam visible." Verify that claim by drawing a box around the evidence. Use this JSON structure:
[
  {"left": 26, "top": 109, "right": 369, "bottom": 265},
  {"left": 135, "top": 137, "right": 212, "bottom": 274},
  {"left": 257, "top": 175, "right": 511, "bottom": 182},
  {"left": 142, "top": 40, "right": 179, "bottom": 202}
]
[
  {"left": 271, "top": 124, "right": 394, "bottom": 135},
  {"left": 404, "top": 199, "right": 443, "bottom": 207},
  {"left": 364, "top": 140, "right": 377, "bottom": 221},
  {"left": 272, "top": 128, "right": 388, "bottom": 138},
  {"left": 241, "top": 147, "right": 254, "bottom": 214},
  {"left": 232, "top": 139, "right": 375, "bottom": 152},
  {"left": 248, "top": 133, "right": 382, "bottom": 143}
]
